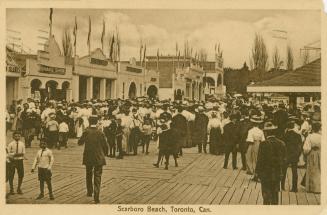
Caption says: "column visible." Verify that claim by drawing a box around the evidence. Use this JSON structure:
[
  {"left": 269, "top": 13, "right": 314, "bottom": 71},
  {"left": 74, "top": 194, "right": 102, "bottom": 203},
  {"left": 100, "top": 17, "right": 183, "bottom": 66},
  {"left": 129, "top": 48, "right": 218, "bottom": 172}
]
[
  {"left": 86, "top": 76, "right": 93, "bottom": 100},
  {"left": 100, "top": 78, "right": 106, "bottom": 100},
  {"left": 72, "top": 75, "right": 79, "bottom": 102},
  {"left": 113, "top": 79, "right": 117, "bottom": 99}
]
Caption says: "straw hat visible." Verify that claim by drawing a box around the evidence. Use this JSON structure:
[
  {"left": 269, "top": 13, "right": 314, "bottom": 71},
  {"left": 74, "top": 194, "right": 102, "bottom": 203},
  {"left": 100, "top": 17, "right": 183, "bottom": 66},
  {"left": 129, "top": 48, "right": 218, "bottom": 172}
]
[
  {"left": 263, "top": 122, "right": 277, "bottom": 131},
  {"left": 250, "top": 115, "right": 263, "bottom": 123}
]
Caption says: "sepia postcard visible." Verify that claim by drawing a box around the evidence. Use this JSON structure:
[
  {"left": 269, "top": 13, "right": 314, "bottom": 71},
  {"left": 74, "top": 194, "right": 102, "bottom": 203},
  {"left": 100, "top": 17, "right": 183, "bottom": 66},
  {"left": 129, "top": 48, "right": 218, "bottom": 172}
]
[{"left": 1, "top": 0, "right": 326, "bottom": 215}]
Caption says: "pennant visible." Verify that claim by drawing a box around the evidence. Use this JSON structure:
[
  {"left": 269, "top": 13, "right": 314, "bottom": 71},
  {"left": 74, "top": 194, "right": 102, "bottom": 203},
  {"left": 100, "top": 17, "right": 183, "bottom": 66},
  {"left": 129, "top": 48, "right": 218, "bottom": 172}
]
[
  {"left": 140, "top": 43, "right": 143, "bottom": 63},
  {"left": 87, "top": 16, "right": 91, "bottom": 52},
  {"left": 101, "top": 19, "right": 105, "bottom": 51},
  {"left": 109, "top": 34, "right": 115, "bottom": 60},
  {"left": 49, "top": 8, "right": 53, "bottom": 25},
  {"left": 73, "top": 16, "right": 77, "bottom": 47},
  {"left": 143, "top": 44, "right": 146, "bottom": 66}
]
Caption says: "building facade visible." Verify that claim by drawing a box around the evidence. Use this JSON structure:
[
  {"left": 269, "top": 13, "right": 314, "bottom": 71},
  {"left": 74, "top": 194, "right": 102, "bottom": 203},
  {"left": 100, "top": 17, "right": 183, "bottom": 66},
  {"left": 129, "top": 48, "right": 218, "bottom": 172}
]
[
  {"left": 72, "top": 48, "right": 117, "bottom": 101},
  {"left": 14, "top": 35, "right": 73, "bottom": 103},
  {"left": 117, "top": 58, "right": 159, "bottom": 99},
  {"left": 146, "top": 55, "right": 225, "bottom": 101}
]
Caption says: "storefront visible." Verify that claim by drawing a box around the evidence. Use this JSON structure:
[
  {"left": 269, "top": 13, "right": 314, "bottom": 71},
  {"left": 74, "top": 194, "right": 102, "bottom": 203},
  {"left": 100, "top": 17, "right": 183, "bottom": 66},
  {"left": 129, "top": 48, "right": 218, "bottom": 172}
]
[
  {"left": 117, "top": 58, "right": 148, "bottom": 99},
  {"left": 72, "top": 48, "right": 117, "bottom": 101},
  {"left": 17, "top": 36, "right": 73, "bottom": 102}
]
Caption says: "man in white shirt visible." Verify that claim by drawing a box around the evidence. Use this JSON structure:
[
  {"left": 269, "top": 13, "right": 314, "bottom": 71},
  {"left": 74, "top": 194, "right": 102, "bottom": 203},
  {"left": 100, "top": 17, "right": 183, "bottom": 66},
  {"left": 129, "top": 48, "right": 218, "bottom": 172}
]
[
  {"left": 7, "top": 131, "right": 25, "bottom": 195},
  {"left": 31, "top": 139, "right": 54, "bottom": 200}
]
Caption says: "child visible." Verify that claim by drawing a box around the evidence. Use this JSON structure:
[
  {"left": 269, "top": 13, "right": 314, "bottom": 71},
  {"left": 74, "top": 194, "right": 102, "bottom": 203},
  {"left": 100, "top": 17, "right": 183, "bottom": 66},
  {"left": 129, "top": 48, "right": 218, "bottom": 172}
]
[
  {"left": 7, "top": 131, "right": 25, "bottom": 195},
  {"left": 58, "top": 119, "right": 69, "bottom": 149},
  {"left": 141, "top": 118, "right": 152, "bottom": 154},
  {"left": 116, "top": 118, "right": 124, "bottom": 159},
  {"left": 31, "top": 138, "right": 54, "bottom": 200},
  {"left": 45, "top": 113, "right": 59, "bottom": 149},
  {"left": 104, "top": 115, "right": 117, "bottom": 157}
]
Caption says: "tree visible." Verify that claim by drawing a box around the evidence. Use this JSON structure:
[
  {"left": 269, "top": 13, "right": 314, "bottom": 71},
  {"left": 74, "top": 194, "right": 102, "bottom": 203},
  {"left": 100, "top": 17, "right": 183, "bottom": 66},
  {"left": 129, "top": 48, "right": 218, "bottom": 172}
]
[
  {"left": 62, "top": 25, "right": 73, "bottom": 59},
  {"left": 249, "top": 33, "right": 269, "bottom": 81},
  {"left": 272, "top": 46, "right": 283, "bottom": 72},
  {"left": 302, "top": 49, "right": 310, "bottom": 66},
  {"left": 286, "top": 45, "right": 294, "bottom": 71}
]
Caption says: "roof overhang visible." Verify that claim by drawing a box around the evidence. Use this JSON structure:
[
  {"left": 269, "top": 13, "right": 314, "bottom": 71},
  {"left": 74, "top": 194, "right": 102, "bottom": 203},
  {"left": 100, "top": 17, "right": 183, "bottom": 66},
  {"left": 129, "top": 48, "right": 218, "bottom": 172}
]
[{"left": 247, "top": 86, "right": 321, "bottom": 93}]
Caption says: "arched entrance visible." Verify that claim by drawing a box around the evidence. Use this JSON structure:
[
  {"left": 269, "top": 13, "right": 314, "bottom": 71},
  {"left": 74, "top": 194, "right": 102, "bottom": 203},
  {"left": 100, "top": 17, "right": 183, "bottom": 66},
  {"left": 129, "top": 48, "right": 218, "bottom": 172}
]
[
  {"left": 128, "top": 82, "right": 137, "bottom": 99},
  {"left": 62, "top": 81, "right": 70, "bottom": 101},
  {"left": 203, "top": 77, "right": 215, "bottom": 88},
  {"left": 31, "top": 79, "right": 42, "bottom": 101},
  {"left": 147, "top": 85, "right": 158, "bottom": 98},
  {"left": 175, "top": 89, "right": 183, "bottom": 100},
  {"left": 46, "top": 80, "right": 59, "bottom": 100}
]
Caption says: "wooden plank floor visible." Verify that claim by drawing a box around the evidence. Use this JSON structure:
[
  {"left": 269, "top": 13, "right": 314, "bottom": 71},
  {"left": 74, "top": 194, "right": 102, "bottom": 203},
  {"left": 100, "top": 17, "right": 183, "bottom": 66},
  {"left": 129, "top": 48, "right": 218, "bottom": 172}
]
[{"left": 5, "top": 136, "right": 320, "bottom": 205}]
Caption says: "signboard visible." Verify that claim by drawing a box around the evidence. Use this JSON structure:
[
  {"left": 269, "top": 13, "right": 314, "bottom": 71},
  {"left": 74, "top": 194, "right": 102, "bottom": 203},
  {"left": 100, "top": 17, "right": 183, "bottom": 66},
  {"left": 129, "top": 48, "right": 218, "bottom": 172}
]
[
  {"left": 6, "top": 65, "right": 21, "bottom": 73},
  {"left": 126, "top": 66, "right": 142, "bottom": 73},
  {"left": 91, "top": 58, "right": 108, "bottom": 66},
  {"left": 39, "top": 64, "right": 65, "bottom": 75}
]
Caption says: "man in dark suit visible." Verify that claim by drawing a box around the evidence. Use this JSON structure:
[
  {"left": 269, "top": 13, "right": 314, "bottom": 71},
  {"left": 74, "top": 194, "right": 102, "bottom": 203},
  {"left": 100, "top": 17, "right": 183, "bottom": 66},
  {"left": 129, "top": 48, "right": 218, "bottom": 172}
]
[
  {"left": 223, "top": 114, "right": 239, "bottom": 169},
  {"left": 273, "top": 103, "right": 288, "bottom": 138},
  {"left": 281, "top": 121, "right": 302, "bottom": 192},
  {"left": 193, "top": 106, "right": 209, "bottom": 153},
  {"left": 171, "top": 106, "right": 187, "bottom": 157},
  {"left": 78, "top": 116, "right": 108, "bottom": 204},
  {"left": 256, "top": 122, "right": 286, "bottom": 205}
]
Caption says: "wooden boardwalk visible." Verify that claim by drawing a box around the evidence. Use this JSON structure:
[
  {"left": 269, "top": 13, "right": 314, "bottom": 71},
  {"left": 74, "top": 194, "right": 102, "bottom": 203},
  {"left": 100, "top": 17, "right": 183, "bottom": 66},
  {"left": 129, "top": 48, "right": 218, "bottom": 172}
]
[{"left": 6, "top": 137, "right": 320, "bottom": 205}]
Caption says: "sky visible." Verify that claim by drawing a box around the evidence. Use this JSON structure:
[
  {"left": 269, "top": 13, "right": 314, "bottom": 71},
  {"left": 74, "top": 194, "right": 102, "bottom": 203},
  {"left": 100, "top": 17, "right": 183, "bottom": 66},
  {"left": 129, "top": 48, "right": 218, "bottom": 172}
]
[{"left": 6, "top": 9, "right": 320, "bottom": 68}]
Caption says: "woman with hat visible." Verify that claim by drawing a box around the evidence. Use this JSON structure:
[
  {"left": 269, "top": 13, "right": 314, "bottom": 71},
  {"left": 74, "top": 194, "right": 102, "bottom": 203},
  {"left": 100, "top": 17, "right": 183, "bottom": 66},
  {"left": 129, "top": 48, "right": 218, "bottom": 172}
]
[
  {"left": 153, "top": 118, "right": 177, "bottom": 170},
  {"left": 303, "top": 122, "right": 321, "bottom": 193},
  {"left": 207, "top": 111, "right": 222, "bottom": 155},
  {"left": 246, "top": 115, "right": 265, "bottom": 180},
  {"left": 255, "top": 121, "right": 286, "bottom": 205}
]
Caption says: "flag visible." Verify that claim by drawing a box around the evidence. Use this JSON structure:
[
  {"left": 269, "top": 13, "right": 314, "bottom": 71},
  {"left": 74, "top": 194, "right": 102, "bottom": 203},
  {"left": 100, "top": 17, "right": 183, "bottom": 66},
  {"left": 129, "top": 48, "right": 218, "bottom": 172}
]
[
  {"left": 101, "top": 19, "right": 105, "bottom": 51},
  {"left": 49, "top": 8, "right": 53, "bottom": 35},
  {"left": 117, "top": 36, "right": 121, "bottom": 61},
  {"left": 73, "top": 16, "right": 77, "bottom": 47},
  {"left": 109, "top": 34, "right": 115, "bottom": 60},
  {"left": 156, "top": 48, "right": 160, "bottom": 70},
  {"left": 49, "top": 8, "right": 53, "bottom": 25},
  {"left": 139, "top": 43, "right": 143, "bottom": 64},
  {"left": 143, "top": 44, "right": 146, "bottom": 67},
  {"left": 87, "top": 16, "right": 91, "bottom": 53}
]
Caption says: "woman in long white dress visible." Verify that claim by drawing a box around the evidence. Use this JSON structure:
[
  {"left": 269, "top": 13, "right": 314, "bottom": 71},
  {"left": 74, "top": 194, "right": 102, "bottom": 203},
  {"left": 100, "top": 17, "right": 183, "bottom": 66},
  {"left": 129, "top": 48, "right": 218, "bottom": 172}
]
[{"left": 303, "top": 122, "right": 321, "bottom": 193}]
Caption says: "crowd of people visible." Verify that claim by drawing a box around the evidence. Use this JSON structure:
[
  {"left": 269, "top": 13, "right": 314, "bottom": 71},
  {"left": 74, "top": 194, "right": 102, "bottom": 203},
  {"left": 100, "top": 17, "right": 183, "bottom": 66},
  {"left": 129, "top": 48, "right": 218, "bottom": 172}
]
[{"left": 5, "top": 95, "right": 321, "bottom": 204}]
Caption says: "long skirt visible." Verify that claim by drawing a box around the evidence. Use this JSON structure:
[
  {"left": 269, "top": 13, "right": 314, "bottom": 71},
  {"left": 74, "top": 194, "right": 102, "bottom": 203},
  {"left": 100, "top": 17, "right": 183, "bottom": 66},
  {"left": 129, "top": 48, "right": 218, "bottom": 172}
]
[
  {"left": 246, "top": 140, "right": 260, "bottom": 174},
  {"left": 185, "top": 121, "right": 194, "bottom": 148},
  {"left": 306, "top": 149, "right": 320, "bottom": 193},
  {"left": 209, "top": 127, "right": 220, "bottom": 155},
  {"left": 122, "top": 128, "right": 130, "bottom": 154}
]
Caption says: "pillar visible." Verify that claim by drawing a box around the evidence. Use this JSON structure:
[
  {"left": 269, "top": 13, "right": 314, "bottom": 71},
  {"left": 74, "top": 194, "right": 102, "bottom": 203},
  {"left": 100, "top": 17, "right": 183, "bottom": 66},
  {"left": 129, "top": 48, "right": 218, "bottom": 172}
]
[
  {"left": 72, "top": 75, "right": 79, "bottom": 102},
  {"left": 113, "top": 79, "right": 117, "bottom": 99},
  {"left": 86, "top": 76, "right": 93, "bottom": 100},
  {"left": 100, "top": 78, "right": 106, "bottom": 100}
]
